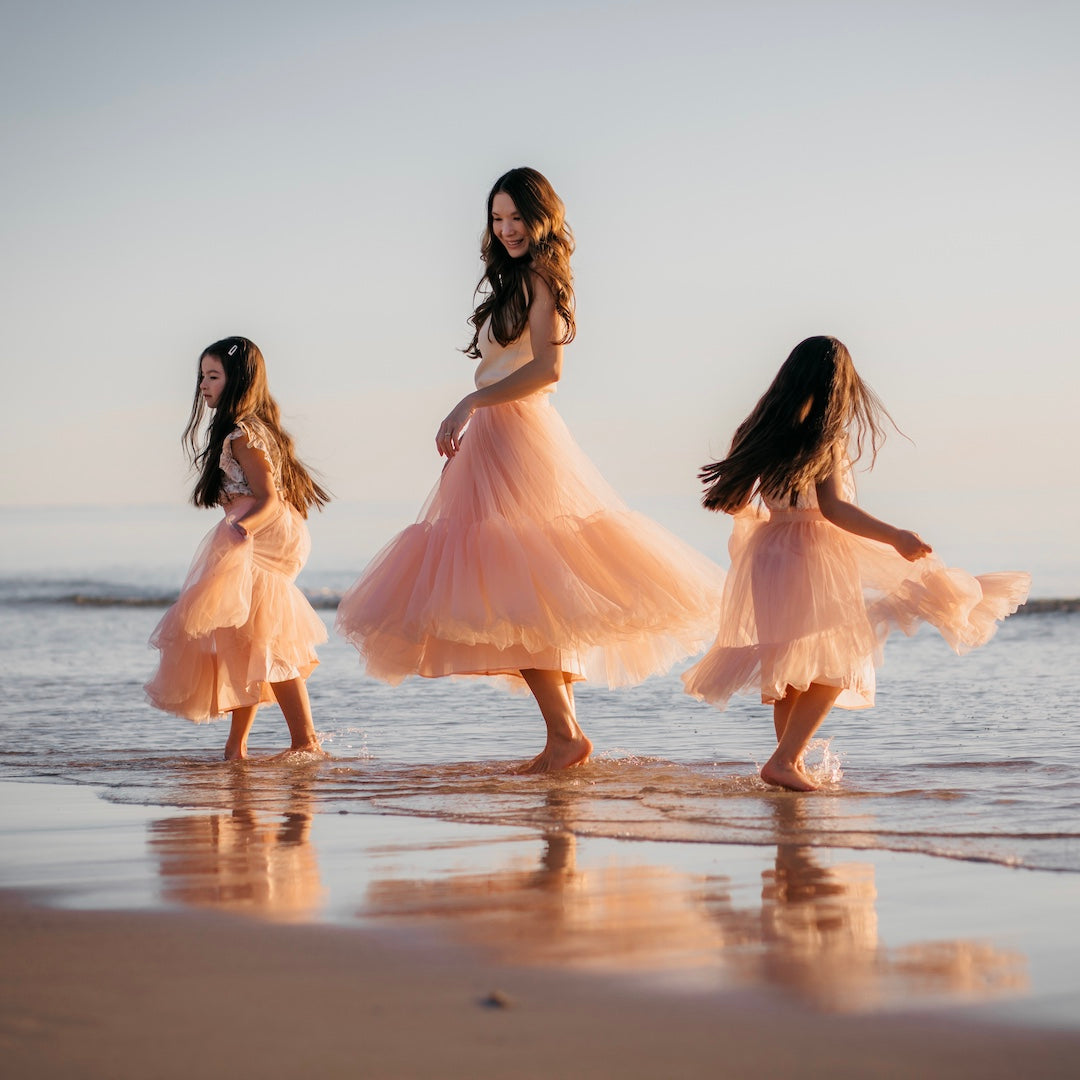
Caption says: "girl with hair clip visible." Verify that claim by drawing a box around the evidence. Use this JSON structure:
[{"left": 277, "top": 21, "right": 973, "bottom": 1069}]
[
  {"left": 683, "top": 335, "right": 1030, "bottom": 791},
  {"left": 336, "top": 167, "right": 725, "bottom": 773},
  {"left": 146, "top": 336, "right": 330, "bottom": 760}
]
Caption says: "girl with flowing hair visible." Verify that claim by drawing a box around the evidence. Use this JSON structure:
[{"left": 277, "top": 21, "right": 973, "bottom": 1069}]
[
  {"left": 336, "top": 167, "right": 725, "bottom": 772},
  {"left": 146, "top": 336, "right": 330, "bottom": 760},
  {"left": 683, "top": 335, "right": 1030, "bottom": 791}
]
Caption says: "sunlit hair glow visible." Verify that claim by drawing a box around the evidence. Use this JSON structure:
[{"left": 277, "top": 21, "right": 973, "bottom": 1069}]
[
  {"left": 699, "top": 336, "right": 895, "bottom": 512},
  {"left": 183, "top": 336, "right": 330, "bottom": 517},
  {"left": 465, "top": 167, "right": 575, "bottom": 357}
]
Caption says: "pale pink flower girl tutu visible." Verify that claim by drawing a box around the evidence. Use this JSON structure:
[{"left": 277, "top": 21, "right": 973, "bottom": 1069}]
[
  {"left": 146, "top": 420, "right": 326, "bottom": 722},
  {"left": 682, "top": 465, "right": 1031, "bottom": 709}
]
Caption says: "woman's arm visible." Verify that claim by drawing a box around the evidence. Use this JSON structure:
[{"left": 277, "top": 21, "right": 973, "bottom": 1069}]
[
  {"left": 437, "top": 273, "right": 563, "bottom": 458},
  {"left": 815, "top": 469, "right": 932, "bottom": 562},
  {"left": 228, "top": 437, "right": 281, "bottom": 536}
]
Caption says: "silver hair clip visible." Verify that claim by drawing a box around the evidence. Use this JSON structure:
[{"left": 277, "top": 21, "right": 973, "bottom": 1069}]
[{"left": 228, "top": 344, "right": 239, "bottom": 356}]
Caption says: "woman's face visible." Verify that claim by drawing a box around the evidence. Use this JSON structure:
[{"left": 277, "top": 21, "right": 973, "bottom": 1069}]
[
  {"left": 199, "top": 354, "right": 227, "bottom": 410},
  {"left": 491, "top": 192, "right": 529, "bottom": 259}
]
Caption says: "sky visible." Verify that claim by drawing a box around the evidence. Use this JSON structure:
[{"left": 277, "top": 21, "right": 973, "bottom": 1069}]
[{"left": 1, "top": 0, "right": 1077, "bottom": 593}]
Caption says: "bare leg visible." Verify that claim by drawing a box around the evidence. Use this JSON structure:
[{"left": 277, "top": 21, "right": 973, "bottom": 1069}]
[
  {"left": 270, "top": 678, "right": 325, "bottom": 756},
  {"left": 517, "top": 669, "right": 592, "bottom": 774},
  {"left": 761, "top": 682, "right": 842, "bottom": 792},
  {"left": 225, "top": 705, "right": 258, "bottom": 761},
  {"left": 773, "top": 688, "right": 806, "bottom": 772}
]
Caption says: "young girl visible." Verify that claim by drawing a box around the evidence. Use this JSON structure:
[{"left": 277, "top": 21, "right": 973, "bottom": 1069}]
[
  {"left": 335, "top": 167, "right": 725, "bottom": 772},
  {"left": 682, "top": 336, "right": 1030, "bottom": 791},
  {"left": 146, "top": 336, "right": 330, "bottom": 760}
]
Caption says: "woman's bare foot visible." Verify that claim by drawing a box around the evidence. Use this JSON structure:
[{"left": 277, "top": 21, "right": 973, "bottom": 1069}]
[
  {"left": 516, "top": 734, "right": 593, "bottom": 775},
  {"left": 760, "top": 759, "right": 819, "bottom": 792}
]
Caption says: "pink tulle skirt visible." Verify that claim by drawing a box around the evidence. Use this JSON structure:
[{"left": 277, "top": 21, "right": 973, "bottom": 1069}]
[
  {"left": 146, "top": 497, "right": 326, "bottom": 722},
  {"left": 335, "top": 394, "right": 726, "bottom": 687},
  {"left": 682, "top": 505, "right": 1031, "bottom": 710}
]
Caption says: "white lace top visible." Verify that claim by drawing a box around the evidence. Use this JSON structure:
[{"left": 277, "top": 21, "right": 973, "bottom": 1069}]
[{"left": 218, "top": 417, "right": 282, "bottom": 500}]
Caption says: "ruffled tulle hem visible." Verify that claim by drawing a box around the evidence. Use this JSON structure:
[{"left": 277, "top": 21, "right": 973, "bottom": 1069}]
[
  {"left": 336, "top": 396, "right": 726, "bottom": 688},
  {"left": 682, "top": 508, "right": 1030, "bottom": 711},
  {"left": 146, "top": 503, "right": 326, "bottom": 722}
]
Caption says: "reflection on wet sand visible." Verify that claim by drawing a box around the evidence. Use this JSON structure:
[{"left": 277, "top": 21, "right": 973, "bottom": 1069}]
[
  {"left": 364, "top": 791, "right": 1027, "bottom": 1011},
  {"left": 148, "top": 765, "right": 324, "bottom": 922}
]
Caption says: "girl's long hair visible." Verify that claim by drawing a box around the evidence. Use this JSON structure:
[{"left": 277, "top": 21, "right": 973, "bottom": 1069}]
[
  {"left": 465, "top": 167, "right": 576, "bottom": 357},
  {"left": 700, "top": 336, "right": 894, "bottom": 512},
  {"left": 183, "top": 336, "right": 330, "bottom": 517}
]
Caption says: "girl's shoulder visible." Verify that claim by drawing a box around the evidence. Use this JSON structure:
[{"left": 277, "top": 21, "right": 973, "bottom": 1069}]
[
  {"left": 229, "top": 415, "right": 276, "bottom": 454},
  {"left": 222, "top": 415, "right": 282, "bottom": 480}
]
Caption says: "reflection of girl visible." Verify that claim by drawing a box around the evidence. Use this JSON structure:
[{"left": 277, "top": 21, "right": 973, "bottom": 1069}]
[
  {"left": 684, "top": 336, "right": 1030, "bottom": 790},
  {"left": 145, "top": 337, "right": 329, "bottom": 760},
  {"left": 336, "top": 167, "right": 724, "bottom": 772}
]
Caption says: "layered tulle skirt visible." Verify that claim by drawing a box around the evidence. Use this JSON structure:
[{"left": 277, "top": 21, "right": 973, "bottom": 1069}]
[
  {"left": 335, "top": 394, "right": 726, "bottom": 687},
  {"left": 146, "top": 497, "right": 326, "bottom": 722},
  {"left": 682, "top": 506, "right": 1031, "bottom": 709}
]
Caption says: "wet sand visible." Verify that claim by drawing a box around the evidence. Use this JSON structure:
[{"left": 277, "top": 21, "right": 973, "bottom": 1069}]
[
  {"left": 2, "top": 779, "right": 1079, "bottom": 1078},
  {"left": 3, "top": 891, "right": 1080, "bottom": 1080}
]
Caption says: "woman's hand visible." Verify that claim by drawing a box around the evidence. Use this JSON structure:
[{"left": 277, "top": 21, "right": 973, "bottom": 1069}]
[{"left": 436, "top": 395, "right": 477, "bottom": 459}]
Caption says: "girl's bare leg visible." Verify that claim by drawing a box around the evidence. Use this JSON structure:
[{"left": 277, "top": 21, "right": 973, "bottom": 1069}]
[
  {"left": 225, "top": 705, "right": 258, "bottom": 761},
  {"left": 761, "top": 682, "right": 842, "bottom": 792},
  {"left": 517, "top": 669, "right": 592, "bottom": 774},
  {"left": 270, "top": 678, "right": 325, "bottom": 756},
  {"left": 773, "top": 688, "right": 806, "bottom": 773}
]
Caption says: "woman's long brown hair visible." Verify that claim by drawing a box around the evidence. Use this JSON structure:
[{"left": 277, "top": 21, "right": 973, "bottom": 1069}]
[
  {"left": 699, "top": 336, "right": 894, "bottom": 512},
  {"left": 183, "top": 336, "right": 330, "bottom": 517},
  {"left": 465, "top": 167, "right": 576, "bottom": 357}
]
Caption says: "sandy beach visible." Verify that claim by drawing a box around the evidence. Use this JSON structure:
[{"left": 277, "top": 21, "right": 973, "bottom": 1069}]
[
  {"left": 2, "top": 779, "right": 1079, "bottom": 1079},
  {"left": 4, "top": 889, "right": 1080, "bottom": 1080}
]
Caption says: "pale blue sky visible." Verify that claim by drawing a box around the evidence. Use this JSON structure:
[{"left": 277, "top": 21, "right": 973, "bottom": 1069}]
[{"left": 2, "top": 1, "right": 1076, "bottom": 592}]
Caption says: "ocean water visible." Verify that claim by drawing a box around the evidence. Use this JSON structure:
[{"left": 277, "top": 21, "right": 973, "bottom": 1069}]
[{"left": 1, "top": 506, "right": 1077, "bottom": 878}]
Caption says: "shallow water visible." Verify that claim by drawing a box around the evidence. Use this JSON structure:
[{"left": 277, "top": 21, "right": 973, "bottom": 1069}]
[{"left": 1, "top": 566, "right": 1077, "bottom": 874}]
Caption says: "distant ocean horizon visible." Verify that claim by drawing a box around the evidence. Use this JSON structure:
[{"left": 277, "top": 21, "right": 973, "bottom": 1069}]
[{"left": 3, "top": 501, "right": 1075, "bottom": 601}]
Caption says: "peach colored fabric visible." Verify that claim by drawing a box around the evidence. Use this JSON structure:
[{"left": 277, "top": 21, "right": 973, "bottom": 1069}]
[
  {"left": 336, "top": 336, "right": 725, "bottom": 687},
  {"left": 146, "top": 494, "right": 325, "bottom": 722},
  {"left": 682, "top": 476, "right": 1031, "bottom": 710}
]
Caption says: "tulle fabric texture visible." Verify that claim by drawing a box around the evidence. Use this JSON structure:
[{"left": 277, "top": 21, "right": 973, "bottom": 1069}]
[
  {"left": 335, "top": 394, "right": 726, "bottom": 688},
  {"left": 146, "top": 497, "right": 326, "bottom": 722},
  {"left": 682, "top": 504, "right": 1031, "bottom": 710}
]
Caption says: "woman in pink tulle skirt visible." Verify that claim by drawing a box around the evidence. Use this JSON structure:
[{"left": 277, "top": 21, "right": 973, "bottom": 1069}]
[
  {"left": 146, "top": 336, "right": 330, "bottom": 760},
  {"left": 335, "top": 168, "right": 725, "bottom": 772},
  {"left": 682, "top": 336, "right": 1030, "bottom": 791}
]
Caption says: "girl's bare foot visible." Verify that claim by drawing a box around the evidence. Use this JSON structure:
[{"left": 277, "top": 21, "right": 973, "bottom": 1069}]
[
  {"left": 270, "top": 740, "right": 328, "bottom": 761},
  {"left": 224, "top": 739, "right": 247, "bottom": 761},
  {"left": 760, "top": 759, "right": 819, "bottom": 792},
  {"left": 516, "top": 734, "right": 593, "bottom": 775}
]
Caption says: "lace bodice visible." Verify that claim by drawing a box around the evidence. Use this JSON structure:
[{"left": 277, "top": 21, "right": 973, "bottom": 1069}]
[{"left": 219, "top": 417, "right": 282, "bottom": 500}]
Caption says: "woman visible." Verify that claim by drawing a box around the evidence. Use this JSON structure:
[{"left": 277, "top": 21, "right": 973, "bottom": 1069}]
[{"left": 336, "top": 167, "right": 724, "bottom": 772}]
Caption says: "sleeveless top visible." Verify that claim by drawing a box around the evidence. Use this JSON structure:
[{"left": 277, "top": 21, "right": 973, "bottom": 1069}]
[
  {"left": 761, "top": 448, "right": 855, "bottom": 515},
  {"left": 473, "top": 319, "right": 555, "bottom": 393},
  {"left": 219, "top": 417, "right": 283, "bottom": 501}
]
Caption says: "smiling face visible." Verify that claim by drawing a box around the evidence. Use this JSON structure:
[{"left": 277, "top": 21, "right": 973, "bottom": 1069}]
[
  {"left": 490, "top": 191, "right": 530, "bottom": 259},
  {"left": 199, "top": 353, "right": 227, "bottom": 409}
]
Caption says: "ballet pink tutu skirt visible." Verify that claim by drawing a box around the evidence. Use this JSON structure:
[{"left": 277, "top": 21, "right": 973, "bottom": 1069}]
[
  {"left": 335, "top": 325, "right": 726, "bottom": 688},
  {"left": 146, "top": 423, "right": 326, "bottom": 722},
  {"left": 682, "top": 475, "right": 1031, "bottom": 710}
]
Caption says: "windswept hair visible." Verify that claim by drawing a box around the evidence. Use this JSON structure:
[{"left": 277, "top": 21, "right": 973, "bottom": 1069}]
[
  {"left": 183, "top": 336, "right": 330, "bottom": 517},
  {"left": 700, "top": 336, "right": 895, "bottom": 513},
  {"left": 465, "top": 167, "right": 576, "bottom": 358}
]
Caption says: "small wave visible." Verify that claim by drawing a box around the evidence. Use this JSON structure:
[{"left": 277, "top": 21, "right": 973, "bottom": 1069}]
[{"left": 0, "top": 578, "right": 345, "bottom": 609}]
